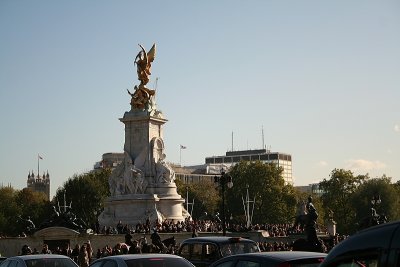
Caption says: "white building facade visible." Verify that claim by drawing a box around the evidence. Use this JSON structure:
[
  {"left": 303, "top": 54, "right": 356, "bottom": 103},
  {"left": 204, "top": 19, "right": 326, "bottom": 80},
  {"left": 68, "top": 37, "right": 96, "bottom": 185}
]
[{"left": 205, "top": 149, "right": 293, "bottom": 184}]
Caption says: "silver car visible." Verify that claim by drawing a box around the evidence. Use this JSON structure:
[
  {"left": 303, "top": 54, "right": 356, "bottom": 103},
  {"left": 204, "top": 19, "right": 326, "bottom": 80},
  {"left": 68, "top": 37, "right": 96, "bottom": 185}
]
[
  {"left": 90, "top": 254, "right": 195, "bottom": 267},
  {"left": 0, "top": 254, "right": 78, "bottom": 267}
]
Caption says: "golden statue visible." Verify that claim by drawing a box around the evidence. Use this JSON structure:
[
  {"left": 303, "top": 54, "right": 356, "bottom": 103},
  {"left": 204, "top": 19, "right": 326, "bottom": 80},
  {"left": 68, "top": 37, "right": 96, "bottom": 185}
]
[
  {"left": 135, "top": 44, "right": 156, "bottom": 87},
  {"left": 129, "top": 43, "right": 157, "bottom": 110}
]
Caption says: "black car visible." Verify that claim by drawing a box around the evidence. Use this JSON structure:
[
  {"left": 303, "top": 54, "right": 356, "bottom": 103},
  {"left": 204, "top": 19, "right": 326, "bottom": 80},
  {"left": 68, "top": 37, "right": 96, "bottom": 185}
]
[
  {"left": 210, "top": 251, "right": 327, "bottom": 267},
  {"left": 320, "top": 220, "right": 400, "bottom": 267},
  {"left": 178, "top": 236, "right": 260, "bottom": 267}
]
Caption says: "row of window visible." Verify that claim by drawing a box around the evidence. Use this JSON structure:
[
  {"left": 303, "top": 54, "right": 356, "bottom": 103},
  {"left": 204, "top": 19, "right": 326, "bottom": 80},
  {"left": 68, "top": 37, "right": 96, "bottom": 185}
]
[{"left": 205, "top": 154, "right": 292, "bottom": 164}]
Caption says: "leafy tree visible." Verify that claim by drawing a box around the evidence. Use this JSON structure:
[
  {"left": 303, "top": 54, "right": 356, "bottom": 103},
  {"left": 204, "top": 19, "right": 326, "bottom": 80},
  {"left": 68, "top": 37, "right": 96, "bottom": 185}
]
[
  {"left": 0, "top": 187, "right": 51, "bottom": 236},
  {"left": 176, "top": 178, "right": 219, "bottom": 219},
  {"left": 319, "top": 169, "right": 366, "bottom": 234},
  {"left": 53, "top": 168, "right": 111, "bottom": 229},
  {"left": 0, "top": 186, "right": 19, "bottom": 235},
  {"left": 15, "top": 188, "right": 51, "bottom": 234},
  {"left": 351, "top": 176, "right": 400, "bottom": 227},
  {"left": 227, "top": 161, "right": 297, "bottom": 224}
]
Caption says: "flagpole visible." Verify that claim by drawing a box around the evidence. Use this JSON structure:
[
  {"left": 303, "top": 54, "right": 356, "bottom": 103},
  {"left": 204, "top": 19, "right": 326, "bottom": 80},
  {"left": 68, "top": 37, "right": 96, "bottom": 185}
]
[
  {"left": 37, "top": 154, "right": 40, "bottom": 177},
  {"left": 180, "top": 145, "right": 187, "bottom": 167}
]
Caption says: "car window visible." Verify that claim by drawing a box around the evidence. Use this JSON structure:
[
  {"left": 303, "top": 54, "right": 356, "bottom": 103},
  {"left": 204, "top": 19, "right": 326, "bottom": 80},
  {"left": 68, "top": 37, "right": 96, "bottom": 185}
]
[
  {"left": 25, "top": 258, "right": 78, "bottom": 267},
  {"left": 191, "top": 243, "right": 202, "bottom": 261},
  {"left": 328, "top": 256, "right": 379, "bottom": 267},
  {"left": 89, "top": 261, "right": 103, "bottom": 267},
  {"left": 290, "top": 262, "right": 324, "bottom": 267},
  {"left": 289, "top": 257, "right": 325, "bottom": 267},
  {"left": 126, "top": 258, "right": 193, "bottom": 267},
  {"left": 213, "top": 260, "right": 235, "bottom": 267},
  {"left": 236, "top": 260, "right": 261, "bottom": 267},
  {"left": 237, "top": 260, "right": 261, "bottom": 267},
  {"left": 220, "top": 243, "right": 259, "bottom": 257},
  {"left": 204, "top": 244, "right": 218, "bottom": 261},
  {"left": 102, "top": 260, "right": 117, "bottom": 267},
  {"left": 180, "top": 244, "right": 190, "bottom": 259},
  {"left": 0, "top": 260, "right": 16, "bottom": 267}
]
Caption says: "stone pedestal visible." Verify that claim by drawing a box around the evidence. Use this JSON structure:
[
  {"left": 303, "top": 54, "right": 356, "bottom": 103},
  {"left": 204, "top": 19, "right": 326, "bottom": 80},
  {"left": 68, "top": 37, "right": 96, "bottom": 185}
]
[
  {"left": 98, "top": 108, "right": 187, "bottom": 227},
  {"left": 326, "top": 220, "right": 337, "bottom": 236}
]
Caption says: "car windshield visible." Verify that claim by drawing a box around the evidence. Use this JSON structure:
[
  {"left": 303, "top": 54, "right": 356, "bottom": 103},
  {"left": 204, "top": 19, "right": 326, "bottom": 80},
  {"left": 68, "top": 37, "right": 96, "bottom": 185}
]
[
  {"left": 220, "top": 243, "right": 260, "bottom": 257},
  {"left": 288, "top": 258, "right": 325, "bottom": 267},
  {"left": 126, "top": 258, "right": 192, "bottom": 267},
  {"left": 25, "top": 258, "right": 77, "bottom": 267}
]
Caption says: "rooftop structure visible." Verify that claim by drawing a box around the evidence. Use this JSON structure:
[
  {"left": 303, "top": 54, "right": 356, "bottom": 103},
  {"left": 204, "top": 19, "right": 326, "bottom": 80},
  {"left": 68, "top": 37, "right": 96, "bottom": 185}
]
[
  {"left": 205, "top": 149, "right": 293, "bottom": 184},
  {"left": 26, "top": 171, "right": 50, "bottom": 200}
]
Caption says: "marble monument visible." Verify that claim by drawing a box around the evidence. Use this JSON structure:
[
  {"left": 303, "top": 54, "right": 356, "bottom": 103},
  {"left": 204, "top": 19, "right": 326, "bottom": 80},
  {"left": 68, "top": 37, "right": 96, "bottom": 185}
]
[{"left": 98, "top": 44, "right": 188, "bottom": 227}]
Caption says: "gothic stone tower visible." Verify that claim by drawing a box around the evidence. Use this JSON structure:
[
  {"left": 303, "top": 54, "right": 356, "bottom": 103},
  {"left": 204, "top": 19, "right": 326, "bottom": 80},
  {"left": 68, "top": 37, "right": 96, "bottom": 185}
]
[{"left": 27, "top": 171, "right": 50, "bottom": 200}]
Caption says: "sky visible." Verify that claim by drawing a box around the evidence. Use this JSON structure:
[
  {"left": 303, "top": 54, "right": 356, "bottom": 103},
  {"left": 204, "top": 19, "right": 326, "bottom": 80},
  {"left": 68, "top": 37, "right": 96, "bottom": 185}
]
[{"left": 1, "top": 1, "right": 399, "bottom": 198}]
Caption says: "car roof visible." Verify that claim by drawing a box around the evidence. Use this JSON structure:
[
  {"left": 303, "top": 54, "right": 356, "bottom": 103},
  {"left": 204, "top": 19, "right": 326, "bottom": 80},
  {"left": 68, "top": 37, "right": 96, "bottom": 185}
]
[
  {"left": 323, "top": 220, "right": 400, "bottom": 265},
  {"left": 7, "top": 254, "right": 72, "bottom": 260},
  {"left": 246, "top": 251, "right": 327, "bottom": 261},
  {"left": 210, "top": 251, "right": 326, "bottom": 266},
  {"left": 96, "top": 254, "right": 184, "bottom": 260},
  {"left": 218, "top": 251, "right": 326, "bottom": 261},
  {"left": 181, "top": 236, "right": 256, "bottom": 244}
]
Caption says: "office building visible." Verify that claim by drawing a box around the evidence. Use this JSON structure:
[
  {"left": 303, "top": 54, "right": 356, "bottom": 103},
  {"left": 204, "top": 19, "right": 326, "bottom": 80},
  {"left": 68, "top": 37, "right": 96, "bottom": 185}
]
[{"left": 205, "top": 149, "right": 293, "bottom": 184}]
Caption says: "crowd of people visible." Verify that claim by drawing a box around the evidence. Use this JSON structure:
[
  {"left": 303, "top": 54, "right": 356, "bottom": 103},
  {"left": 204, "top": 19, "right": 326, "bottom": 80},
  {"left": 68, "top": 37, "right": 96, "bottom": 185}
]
[
  {"left": 18, "top": 217, "right": 348, "bottom": 267},
  {"left": 98, "top": 217, "right": 323, "bottom": 238}
]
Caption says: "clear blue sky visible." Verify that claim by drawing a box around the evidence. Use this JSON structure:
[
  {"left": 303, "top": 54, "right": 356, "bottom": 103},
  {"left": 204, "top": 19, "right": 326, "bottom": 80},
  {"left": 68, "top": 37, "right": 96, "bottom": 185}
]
[{"left": 1, "top": 1, "right": 399, "bottom": 198}]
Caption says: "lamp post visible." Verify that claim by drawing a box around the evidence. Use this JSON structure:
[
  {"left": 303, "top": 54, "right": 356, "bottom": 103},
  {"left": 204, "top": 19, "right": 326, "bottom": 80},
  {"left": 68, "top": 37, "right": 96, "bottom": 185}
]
[
  {"left": 214, "top": 169, "right": 233, "bottom": 236},
  {"left": 371, "top": 193, "right": 381, "bottom": 207}
]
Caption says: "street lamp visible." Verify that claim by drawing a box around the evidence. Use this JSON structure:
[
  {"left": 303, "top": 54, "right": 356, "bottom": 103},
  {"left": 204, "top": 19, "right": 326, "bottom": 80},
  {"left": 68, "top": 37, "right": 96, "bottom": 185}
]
[
  {"left": 371, "top": 193, "right": 381, "bottom": 207},
  {"left": 214, "top": 169, "right": 233, "bottom": 236}
]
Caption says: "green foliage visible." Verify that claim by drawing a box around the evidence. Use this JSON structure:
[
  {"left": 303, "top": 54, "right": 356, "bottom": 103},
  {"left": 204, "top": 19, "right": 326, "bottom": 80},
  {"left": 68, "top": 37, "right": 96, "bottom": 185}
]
[
  {"left": 227, "top": 161, "right": 297, "bottom": 224},
  {"left": 0, "top": 187, "right": 51, "bottom": 236},
  {"left": 0, "top": 187, "right": 19, "bottom": 235},
  {"left": 15, "top": 188, "right": 51, "bottom": 233},
  {"left": 351, "top": 176, "right": 400, "bottom": 226},
  {"left": 176, "top": 178, "right": 219, "bottom": 219},
  {"left": 53, "top": 168, "right": 111, "bottom": 228},
  {"left": 319, "top": 169, "right": 367, "bottom": 234}
]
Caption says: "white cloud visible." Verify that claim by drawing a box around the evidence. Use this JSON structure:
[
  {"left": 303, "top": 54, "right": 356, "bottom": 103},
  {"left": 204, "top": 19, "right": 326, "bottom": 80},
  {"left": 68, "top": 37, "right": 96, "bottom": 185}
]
[
  {"left": 395, "top": 124, "right": 400, "bottom": 132},
  {"left": 345, "top": 159, "right": 386, "bottom": 172},
  {"left": 318, "top": 160, "right": 328, "bottom": 167}
]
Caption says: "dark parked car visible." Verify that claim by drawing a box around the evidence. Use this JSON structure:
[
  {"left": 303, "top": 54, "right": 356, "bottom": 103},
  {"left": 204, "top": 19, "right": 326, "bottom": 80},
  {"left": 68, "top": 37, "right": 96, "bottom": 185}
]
[
  {"left": 210, "top": 251, "right": 326, "bottom": 267},
  {"left": 0, "top": 254, "right": 78, "bottom": 267},
  {"left": 320, "top": 220, "right": 400, "bottom": 267},
  {"left": 178, "top": 236, "right": 260, "bottom": 267},
  {"left": 89, "top": 254, "right": 195, "bottom": 267}
]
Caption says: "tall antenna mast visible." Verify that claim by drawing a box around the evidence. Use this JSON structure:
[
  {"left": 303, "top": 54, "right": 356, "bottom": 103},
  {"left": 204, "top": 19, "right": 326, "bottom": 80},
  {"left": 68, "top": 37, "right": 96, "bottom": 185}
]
[
  {"left": 231, "top": 131, "right": 234, "bottom": 151},
  {"left": 262, "top": 126, "right": 265, "bottom": 150}
]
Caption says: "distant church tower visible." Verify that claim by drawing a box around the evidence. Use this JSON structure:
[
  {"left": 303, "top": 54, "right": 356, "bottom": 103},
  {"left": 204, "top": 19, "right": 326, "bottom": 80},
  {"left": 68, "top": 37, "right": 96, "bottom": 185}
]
[{"left": 27, "top": 171, "right": 50, "bottom": 200}]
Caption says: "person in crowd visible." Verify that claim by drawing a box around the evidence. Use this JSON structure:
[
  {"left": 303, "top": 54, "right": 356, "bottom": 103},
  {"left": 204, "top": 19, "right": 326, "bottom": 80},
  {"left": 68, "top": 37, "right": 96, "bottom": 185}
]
[
  {"left": 21, "top": 245, "right": 32, "bottom": 255},
  {"left": 41, "top": 244, "right": 51, "bottom": 254},
  {"left": 78, "top": 243, "right": 89, "bottom": 267},
  {"left": 71, "top": 244, "right": 80, "bottom": 264},
  {"left": 86, "top": 241, "right": 93, "bottom": 263}
]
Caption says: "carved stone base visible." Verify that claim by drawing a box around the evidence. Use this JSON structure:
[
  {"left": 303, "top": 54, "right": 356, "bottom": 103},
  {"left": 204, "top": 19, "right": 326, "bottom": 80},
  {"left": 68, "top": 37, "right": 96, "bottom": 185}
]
[{"left": 98, "top": 193, "right": 185, "bottom": 227}]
